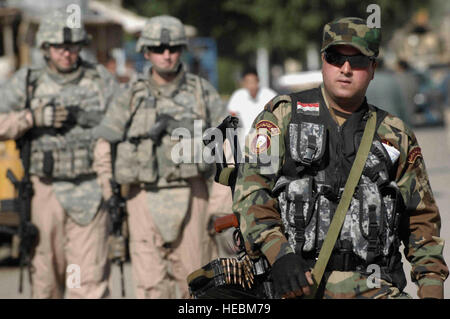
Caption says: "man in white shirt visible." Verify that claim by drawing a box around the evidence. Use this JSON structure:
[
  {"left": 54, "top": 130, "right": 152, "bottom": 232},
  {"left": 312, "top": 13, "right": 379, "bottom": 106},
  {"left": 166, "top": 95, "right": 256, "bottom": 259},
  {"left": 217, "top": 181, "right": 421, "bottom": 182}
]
[{"left": 227, "top": 68, "right": 277, "bottom": 137}]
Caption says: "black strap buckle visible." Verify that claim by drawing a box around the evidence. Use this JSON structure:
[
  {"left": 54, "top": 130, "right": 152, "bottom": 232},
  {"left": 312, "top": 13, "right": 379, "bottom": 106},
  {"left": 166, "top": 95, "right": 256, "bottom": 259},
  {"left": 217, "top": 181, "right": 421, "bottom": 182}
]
[{"left": 303, "top": 135, "right": 317, "bottom": 165}]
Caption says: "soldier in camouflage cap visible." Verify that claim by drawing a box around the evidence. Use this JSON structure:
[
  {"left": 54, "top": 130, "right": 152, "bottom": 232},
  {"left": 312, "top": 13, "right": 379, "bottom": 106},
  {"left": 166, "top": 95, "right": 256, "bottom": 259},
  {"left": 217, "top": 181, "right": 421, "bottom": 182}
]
[
  {"left": 94, "top": 15, "right": 226, "bottom": 298},
  {"left": 232, "top": 17, "right": 448, "bottom": 299},
  {"left": 0, "top": 8, "right": 119, "bottom": 298}
]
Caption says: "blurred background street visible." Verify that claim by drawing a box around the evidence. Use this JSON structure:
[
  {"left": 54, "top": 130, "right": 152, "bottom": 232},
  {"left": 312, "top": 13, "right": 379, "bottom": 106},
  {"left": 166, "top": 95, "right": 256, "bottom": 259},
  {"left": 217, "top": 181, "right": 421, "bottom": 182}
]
[{"left": 0, "top": 0, "right": 449, "bottom": 299}]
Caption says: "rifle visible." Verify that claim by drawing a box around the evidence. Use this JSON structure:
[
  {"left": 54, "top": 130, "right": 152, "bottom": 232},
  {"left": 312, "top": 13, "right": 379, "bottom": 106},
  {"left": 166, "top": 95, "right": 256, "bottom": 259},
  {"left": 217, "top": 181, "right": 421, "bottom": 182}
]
[
  {"left": 107, "top": 142, "right": 127, "bottom": 297},
  {"left": 202, "top": 115, "right": 240, "bottom": 193},
  {"left": 6, "top": 69, "right": 39, "bottom": 293},
  {"left": 188, "top": 116, "right": 274, "bottom": 299}
]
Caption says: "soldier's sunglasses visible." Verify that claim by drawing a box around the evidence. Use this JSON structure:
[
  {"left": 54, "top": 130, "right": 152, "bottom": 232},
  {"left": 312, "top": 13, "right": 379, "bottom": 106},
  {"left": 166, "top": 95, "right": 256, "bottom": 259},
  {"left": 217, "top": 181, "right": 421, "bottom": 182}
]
[
  {"left": 324, "top": 50, "right": 375, "bottom": 69},
  {"left": 148, "top": 45, "right": 183, "bottom": 54},
  {"left": 50, "top": 44, "right": 82, "bottom": 53}
]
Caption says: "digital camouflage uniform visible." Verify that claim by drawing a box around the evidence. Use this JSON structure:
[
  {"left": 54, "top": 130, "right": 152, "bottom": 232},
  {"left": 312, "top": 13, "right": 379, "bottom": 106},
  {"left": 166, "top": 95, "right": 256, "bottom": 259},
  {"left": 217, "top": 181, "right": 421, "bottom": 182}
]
[
  {"left": 94, "top": 15, "right": 225, "bottom": 298},
  {"left": 0, "top": 10, "right": 119, "bottom": 298},
  {"left": 233, "top": 18, "right": 448, "bottom": 299}
]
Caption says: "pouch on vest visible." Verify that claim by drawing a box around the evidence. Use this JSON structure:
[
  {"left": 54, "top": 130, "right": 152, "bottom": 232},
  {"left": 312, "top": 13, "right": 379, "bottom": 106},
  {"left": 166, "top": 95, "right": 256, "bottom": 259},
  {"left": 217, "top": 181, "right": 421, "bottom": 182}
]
[
  {"left": 137, "top": 139, "right": 158, "bottom": 183},
  {"left": 160, "top": 129, "right": 210, "bottom": 182},
  {"left": 380, "top": 182, "right": 403, "bottom": 257},
  {"left": 114, "top": 141, "right": 139, "bottom": 184},
  {"left": 303, "top": 191, "right": 333, "bottom": 253},
  {"left": 115, "top": 95, "right": 158, "bottom": 184},
  {"left": 360, "top": 140, "right": 392, "bottom": 188},
  {"left": 338, "top": 175, "right": 384, "bottom": 262},
  {"left": 274, "top": 176, "right": 314, "bottom": 254},
  {"left": 115, "top": 139, "right": 158, "bottom": 185},
  {"left": 30, "top": 134, "right": 94, "bottom": 179},
  {"left": 289, "top": 122, "right": 327, "bottom": 166}
]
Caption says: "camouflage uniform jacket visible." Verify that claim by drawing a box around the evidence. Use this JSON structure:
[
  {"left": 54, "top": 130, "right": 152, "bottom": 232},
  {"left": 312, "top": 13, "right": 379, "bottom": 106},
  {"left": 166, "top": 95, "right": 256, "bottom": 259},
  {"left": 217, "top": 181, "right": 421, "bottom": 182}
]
[
  {"left": 232, "top": 86, "right": 448, "bottom": 298},
  {"left": 0, "top": 60, "right": 119, "bottom": 225}
]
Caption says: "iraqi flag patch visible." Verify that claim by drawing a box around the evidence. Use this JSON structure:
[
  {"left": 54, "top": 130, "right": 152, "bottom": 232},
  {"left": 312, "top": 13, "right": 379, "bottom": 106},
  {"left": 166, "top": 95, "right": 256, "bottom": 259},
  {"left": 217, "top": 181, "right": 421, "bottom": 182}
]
[{"left": 297, "top": 101, "right": 320, "bottom": 115}]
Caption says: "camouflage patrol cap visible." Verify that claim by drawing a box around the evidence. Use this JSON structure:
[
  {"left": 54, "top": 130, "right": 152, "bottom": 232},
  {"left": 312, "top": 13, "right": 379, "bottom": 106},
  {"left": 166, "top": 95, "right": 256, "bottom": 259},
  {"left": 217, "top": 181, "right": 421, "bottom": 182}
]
[
  {"left": 321, "top": 17, "right": 381, "bottom": 57},
  {"left": 136, "top": 15, "right": 187, "bottom": 52},
  {"left": 36, "top": 8, "right": 90, "bottom": 48}
]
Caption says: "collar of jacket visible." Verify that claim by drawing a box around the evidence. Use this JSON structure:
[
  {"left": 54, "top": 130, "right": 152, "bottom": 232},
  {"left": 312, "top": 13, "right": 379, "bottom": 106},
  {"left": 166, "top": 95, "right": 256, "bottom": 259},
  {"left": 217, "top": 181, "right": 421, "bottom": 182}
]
[
  {"left": 147, "top": 63, "right": 185, "bottom": 98},
  {"left": 45, "top": 59, "right": 84, "bottom": 85}
]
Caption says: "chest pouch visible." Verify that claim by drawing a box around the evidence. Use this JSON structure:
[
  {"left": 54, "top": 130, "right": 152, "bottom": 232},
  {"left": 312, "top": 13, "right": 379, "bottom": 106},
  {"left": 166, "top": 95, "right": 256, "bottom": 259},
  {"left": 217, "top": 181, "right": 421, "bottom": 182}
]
[
  {"left": 289, "top": 122, "right": 327, "bottom": 167},
  {"left": 115, "top": 96, "right": 158, "bottom": 185},
  {"left": 273, "top": 176, "right": 316, "bottom": 254}
]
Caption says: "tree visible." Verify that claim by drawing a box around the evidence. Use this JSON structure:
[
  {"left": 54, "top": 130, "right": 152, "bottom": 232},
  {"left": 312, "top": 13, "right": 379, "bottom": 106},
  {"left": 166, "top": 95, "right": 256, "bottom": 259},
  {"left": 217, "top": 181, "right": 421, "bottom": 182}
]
[{"left": 123, "top": 0, "right": 434, "bottom": 92}]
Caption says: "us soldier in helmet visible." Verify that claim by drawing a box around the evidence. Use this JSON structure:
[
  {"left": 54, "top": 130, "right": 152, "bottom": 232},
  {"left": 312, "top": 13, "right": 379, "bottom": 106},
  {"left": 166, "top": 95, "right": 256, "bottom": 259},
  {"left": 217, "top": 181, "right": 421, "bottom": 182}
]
[
  {"left": 0, "top": 9, "right": 119, "bottom": 298},
  {"left": 94, "top": 15, "right": 226, "bottom": 298},
  {"left": 232, "top": 17, "right": 448, "bottom": 299},
  {"left": 389, "top": 9, "right": 447, "bottom": 71}
]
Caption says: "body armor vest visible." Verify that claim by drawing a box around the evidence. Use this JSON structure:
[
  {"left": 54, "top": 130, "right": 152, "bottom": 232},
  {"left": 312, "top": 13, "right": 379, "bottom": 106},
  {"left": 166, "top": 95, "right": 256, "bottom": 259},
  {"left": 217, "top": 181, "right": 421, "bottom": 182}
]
[
  {"left": 273, "top": 88, "right": 404, "bottom": 269},
  {"left": 28, "top": 65, "right": 107, "bottom": 180},
  {"left": 114, "top": 72, "right": 211, "bottom": 186}
]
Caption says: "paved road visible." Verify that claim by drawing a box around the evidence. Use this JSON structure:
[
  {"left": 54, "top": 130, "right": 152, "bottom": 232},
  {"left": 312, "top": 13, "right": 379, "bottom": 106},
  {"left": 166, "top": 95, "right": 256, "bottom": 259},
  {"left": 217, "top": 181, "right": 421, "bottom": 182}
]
[{"left": 1, "top": 126, "right": 450, "bottom": 299}]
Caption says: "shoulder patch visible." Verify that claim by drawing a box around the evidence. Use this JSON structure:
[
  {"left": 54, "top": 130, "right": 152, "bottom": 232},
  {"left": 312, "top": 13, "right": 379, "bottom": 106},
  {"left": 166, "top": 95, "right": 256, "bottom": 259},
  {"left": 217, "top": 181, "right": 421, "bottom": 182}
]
[
  {"left": 381, "top": 112, "right": 409, "bottom": 134},
  {"left": 255, "top": 120, "right": 280, "bottom": 136},
  {"left": 407, "top": 146, "right": 422, "bottom": 164},
  {"left": 264, "top": 94, "right": 291, "bottom": 112}
]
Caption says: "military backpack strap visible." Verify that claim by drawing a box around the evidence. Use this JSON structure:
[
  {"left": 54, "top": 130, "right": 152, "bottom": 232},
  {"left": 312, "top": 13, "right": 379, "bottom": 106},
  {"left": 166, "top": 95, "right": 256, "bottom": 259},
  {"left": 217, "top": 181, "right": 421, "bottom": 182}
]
[{"left": 307, "top": 109, "right": 377, "bottom": 298}]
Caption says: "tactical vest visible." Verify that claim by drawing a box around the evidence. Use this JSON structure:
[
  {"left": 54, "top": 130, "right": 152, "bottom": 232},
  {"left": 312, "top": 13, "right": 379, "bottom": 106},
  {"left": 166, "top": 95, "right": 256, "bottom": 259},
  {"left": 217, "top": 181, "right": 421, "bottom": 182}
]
[
  {"left": 27, "top": 64, "right": 108, "bottom": 180},
  {"left": 114, "top": 72, "right": 212, "bottom": 186},
  {"left": 273, "top": 88, "right": 404, "bottom": 270}
]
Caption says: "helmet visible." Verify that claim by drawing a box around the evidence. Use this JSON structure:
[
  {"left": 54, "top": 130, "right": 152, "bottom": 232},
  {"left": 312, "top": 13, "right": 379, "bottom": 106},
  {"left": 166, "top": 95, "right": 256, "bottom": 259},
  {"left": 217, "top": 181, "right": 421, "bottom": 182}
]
[
  {"left": 136, "top": 15, "right": 187, "bottom": 52},
  {"left": 36, "top": 8, "right": 90, "bottom": 48}
]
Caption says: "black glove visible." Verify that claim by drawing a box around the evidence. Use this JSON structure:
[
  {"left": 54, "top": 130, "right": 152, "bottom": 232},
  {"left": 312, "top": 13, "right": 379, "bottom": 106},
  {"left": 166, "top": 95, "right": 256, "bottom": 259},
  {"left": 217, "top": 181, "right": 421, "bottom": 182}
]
[
  {"left": 271, "top": 253, "right": 313, "bottom": 299},
  {"left": 148, "top": 114, "right": 174, "bottom": 144}
]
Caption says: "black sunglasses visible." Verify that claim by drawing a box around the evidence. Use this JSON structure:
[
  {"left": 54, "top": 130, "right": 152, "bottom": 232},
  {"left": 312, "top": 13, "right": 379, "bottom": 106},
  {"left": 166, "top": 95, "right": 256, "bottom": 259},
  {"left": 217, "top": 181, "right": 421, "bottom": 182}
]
[
  {"left": 147, "top": 45, "right": 183, "bottom": 54},
  {"left": 50, "top": 43, "right": 82, "bottom": 53},
  {"left": 324, "top": 50, "right": 375, "bottom": 69}
]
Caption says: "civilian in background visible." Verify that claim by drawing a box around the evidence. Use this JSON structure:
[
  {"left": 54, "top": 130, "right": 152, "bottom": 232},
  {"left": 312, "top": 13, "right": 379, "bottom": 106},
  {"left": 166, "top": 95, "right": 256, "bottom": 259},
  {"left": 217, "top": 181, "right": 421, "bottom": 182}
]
[{"left": 227, "top": 68, "right": 277, "bottom": 137}]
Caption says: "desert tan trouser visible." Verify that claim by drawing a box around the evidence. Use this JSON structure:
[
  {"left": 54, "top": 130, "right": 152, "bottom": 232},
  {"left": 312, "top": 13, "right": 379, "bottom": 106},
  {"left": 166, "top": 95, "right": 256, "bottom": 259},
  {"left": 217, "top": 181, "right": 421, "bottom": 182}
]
[
  {"left": 29, "top": 176, "right": 111, "bottom": 299},
  {"left": 206, "top": 181, "right": 235, "bottom": 258},
  {"left": 127, "top": 177, "right": 214, "bottom": 299}
]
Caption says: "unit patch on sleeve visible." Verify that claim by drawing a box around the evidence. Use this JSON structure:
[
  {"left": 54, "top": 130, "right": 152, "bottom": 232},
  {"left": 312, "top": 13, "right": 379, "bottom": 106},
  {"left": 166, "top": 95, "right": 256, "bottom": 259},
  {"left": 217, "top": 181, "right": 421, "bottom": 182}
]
[
  {"left": 250, "top": 134, "right": 271, "bottom": 154},
  {"left": 296, "top": 101, "right": 320, "bottom": 116},
  {"left": 407, "top": 146, "right": 422, "bottom": 164},
  {"left": 255, "top": 120, "right": 280, "bottom": 136}
]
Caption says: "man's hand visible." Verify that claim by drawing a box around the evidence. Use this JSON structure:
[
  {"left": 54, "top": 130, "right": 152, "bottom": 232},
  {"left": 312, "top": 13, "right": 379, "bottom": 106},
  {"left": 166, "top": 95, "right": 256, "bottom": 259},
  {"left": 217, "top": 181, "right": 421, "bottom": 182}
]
[
  {"left": 31, "top": 104, "right": 69, "bottom": 128},
  {"left": 271, "top": 253, "right": 314, "bottom": 299},
  {"left": 148, "top": 113, "right": 175, "bottom": 144}
]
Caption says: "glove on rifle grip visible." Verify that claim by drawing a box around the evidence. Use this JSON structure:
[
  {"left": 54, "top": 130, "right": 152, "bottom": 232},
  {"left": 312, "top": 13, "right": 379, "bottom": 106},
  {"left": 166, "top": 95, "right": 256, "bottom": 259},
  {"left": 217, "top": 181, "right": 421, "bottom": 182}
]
[{"left": 148, "top": 114, "right": 173, "bottom": 143}]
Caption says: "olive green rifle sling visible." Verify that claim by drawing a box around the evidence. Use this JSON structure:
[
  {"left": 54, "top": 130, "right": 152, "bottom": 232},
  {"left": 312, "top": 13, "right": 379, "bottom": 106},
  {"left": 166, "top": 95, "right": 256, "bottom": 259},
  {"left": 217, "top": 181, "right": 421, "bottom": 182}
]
[{"left": 307, "top": 110, "right": 377, "bottom": 298}]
